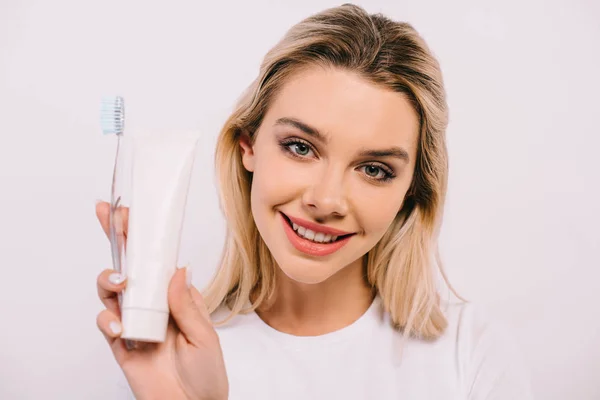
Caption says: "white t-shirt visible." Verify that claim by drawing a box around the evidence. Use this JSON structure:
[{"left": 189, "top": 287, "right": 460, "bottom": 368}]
[
  {"left": 213, "top": 297, "right": 534, "bottom": 400},
  {"left": 118, "top": 297, "right": 534, "bottom": 399}
]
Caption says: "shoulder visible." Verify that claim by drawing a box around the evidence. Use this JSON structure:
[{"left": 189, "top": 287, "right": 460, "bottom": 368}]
[
  {"left": 440, "top": 301, "right": 535, "bottom": 399},
  {"left": 444, "top": 301, "right": 509, "bottom": 352},
  {"left": 209, "top": 303, "right": 262, "bottom": 341}
]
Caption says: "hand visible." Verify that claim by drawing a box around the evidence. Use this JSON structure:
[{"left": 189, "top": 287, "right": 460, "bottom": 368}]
[{"left": 95, "top": 201, "right": 229, "bottom": 400}]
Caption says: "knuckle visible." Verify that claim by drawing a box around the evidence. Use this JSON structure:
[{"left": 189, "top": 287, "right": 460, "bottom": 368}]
[
  {"left": 185, "top": 293, "right": 199, "bottom": 312},
  {"left": 97, "top": 270, "right": 108, "bottom": 284},
  {"left": 96, "top": 311, "right": 106, "bottom": 330}
]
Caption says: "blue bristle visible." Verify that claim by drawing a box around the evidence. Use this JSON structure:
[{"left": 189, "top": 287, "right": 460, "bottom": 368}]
[{"left": 100, "top": 96, "right": 125, "bottom": 135}]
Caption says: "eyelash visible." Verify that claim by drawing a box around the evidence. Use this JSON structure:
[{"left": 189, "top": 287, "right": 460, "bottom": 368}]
[{"left": 278, "top": 138, "right": 396, "bottom": 183}]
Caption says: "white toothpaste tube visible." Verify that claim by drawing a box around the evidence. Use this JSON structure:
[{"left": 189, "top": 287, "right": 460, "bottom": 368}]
[{"left": 120, "top": 129, "right": 200, "bottom": 342}]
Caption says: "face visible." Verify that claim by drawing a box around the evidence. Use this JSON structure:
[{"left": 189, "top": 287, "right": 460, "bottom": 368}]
[{"left": 240, "top": 66, "right": 419, "bottom": 284}]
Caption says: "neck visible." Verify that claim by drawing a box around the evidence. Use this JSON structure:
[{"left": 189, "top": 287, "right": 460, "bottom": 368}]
[{"left": 255, "top": 258, "right": 375, "bottom": 336}]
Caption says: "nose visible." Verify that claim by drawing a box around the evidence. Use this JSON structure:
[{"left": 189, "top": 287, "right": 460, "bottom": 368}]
[{"left": 301, "top": 165, "right": 349, "bottom": 220}]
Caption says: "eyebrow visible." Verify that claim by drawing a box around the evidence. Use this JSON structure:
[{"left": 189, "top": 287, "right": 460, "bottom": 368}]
[
  {"left": 357, "top": 147, "right": 409, "bottom": 162},
  {"left": 274, "top": 117, "right": 410, "bottom": 163},
  {"left": 274, "top": 117, "right": 328, "bottom": 142}
]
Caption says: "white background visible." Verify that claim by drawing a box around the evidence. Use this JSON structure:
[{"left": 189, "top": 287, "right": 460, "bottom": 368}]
[{"left": 1, "top": 0, "right": 598, "bottom": 399}]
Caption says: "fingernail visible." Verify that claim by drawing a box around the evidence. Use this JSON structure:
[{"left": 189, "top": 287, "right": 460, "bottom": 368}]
[
  {"left": 185, "top": 267, "right": 192, "bottom": 288},
  {"left": 109, "top": 272, "right": 126, "bottom": 285},
  {"left": 96, "top": 199, "right": 103, "bottom": 206},
  {"left": 109, "top": 321, "right": 122, "bottom": 335}
]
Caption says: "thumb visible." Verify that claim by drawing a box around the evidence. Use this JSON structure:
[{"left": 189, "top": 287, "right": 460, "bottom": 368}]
[{"left": 168, "top": 267, "right": 212, "bottom": 346}]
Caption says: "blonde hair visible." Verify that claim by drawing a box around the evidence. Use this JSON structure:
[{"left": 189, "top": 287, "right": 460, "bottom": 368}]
[{"left": 204, "top": 3, "right": 461, "bottom": 340}]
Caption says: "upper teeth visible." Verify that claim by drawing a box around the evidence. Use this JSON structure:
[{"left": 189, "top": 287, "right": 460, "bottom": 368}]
[{"left": 292, "top": 222, "right": 338, "bottom": 243}]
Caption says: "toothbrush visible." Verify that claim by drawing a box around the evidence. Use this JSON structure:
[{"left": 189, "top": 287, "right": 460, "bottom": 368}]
[{"left": 100, "top": 96, "right": 126, "bottom": 310}]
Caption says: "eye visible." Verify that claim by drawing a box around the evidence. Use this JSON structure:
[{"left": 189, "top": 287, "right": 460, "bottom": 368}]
[
  {"left": 359, "top": 163, "right": 395, "bottom": 182},
  {"left": 279, "top": 138, "right": 316, "bottom": 159},
  {"left": 290, "top": 142, "right": 311, "bottom": 157}
]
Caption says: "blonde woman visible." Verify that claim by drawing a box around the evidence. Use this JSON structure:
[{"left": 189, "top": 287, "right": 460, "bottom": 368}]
[{"left": 95, "top": 4, "right": 533, "bottom": 399}]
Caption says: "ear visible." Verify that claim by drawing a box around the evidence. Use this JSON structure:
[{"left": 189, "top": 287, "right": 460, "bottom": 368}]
[{"left": 239, "top": 130, "right": 255, "bottom": 172}]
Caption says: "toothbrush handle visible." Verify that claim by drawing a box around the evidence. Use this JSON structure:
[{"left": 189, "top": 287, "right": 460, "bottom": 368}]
[{"left": 108, "top": 135, "right": 125, "bottom": 310}]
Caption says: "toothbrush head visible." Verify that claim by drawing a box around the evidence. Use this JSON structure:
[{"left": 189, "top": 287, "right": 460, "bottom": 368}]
[{"left": 100, "top": 96, "right": 125, "bottom": 135}]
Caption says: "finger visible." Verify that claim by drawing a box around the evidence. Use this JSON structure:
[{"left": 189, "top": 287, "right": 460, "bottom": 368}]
[
  {"left": 190, "top": 286, "right": 211, "bottom": 322},
  {"left": 96, "top": 201, "right": 129, "bottom": 240},
  {"left": 168, "top": 267, "right": 214, "bottom": 346},
  {"left": 96, "top": 309, "right": 129, "bottom": 365},
  {"left": 163, "top": 314, "right": 182, "bottom": 346},
  {"left": 96, "top": 201, "right": 111, "bottom": 237},
  {"left": 97, "top": 269, "right": 127, "bottom": 315}
]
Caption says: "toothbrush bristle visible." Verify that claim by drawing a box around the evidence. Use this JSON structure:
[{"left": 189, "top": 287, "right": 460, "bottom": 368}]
[{"left": 100, "top": 96, "right": 125, "bottom": 135}]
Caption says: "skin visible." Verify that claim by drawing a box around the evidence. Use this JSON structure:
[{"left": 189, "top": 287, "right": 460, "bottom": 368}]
[
  {"left": 95, "top": 65, "right": 419, "bottom": 398},
  {"left": 95, "top": 204, "right": 228, "bottom": 400},
  {"left": 240, "top": 66, "right": 419, "bottom": 335}
]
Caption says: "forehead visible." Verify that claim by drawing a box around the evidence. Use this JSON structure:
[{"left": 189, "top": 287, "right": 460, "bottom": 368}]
[{"left": 265, "top": 66, "right": 419, "bottom": 149}]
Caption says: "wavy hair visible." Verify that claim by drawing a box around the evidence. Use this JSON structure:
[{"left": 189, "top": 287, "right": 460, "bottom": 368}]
[{"left": 204, "top": 3, "right": 461, "bottom": 340}]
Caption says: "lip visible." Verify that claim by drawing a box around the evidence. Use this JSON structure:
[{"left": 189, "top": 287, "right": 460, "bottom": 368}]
[
  {"left": 282, "top": 213, "right": 354, "bottom": 236},
  {"left": 279, "top": 212, "right": 353, "bottom": 257}
]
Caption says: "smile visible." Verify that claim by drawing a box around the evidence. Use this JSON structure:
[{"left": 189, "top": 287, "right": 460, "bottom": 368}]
[{"left": 279, "top": 212, "right": 355, "bottom": 257}]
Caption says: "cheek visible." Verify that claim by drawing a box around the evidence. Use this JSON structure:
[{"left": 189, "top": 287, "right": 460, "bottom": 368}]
[
  {"left": 250, "top": 147, "right": 302, "bottom": 208},
  {"left": 350, "top": 184, "right": 407, "bottom": 238}
]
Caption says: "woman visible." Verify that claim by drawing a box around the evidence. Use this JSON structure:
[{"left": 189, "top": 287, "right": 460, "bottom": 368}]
[{"left": 95, "top": 4, "right": 533, "bottom": 399}]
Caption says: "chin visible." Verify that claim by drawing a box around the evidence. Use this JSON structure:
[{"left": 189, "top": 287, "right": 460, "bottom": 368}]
[{"left": 276, "top": 260, "right": 338, "bottom": 285}]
